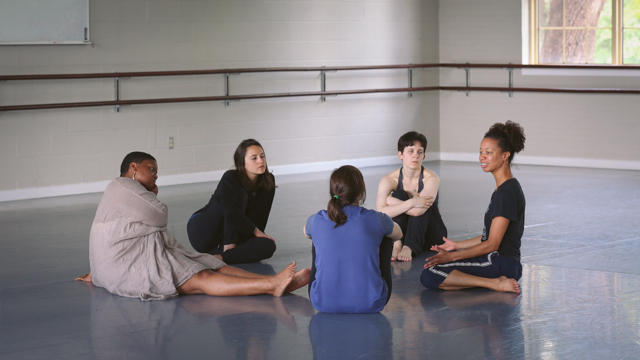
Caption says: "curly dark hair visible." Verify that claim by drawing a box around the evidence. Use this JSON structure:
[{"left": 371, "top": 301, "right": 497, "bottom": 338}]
[{"left": 483, "top": 121, "right": 526, "bottom": 164}]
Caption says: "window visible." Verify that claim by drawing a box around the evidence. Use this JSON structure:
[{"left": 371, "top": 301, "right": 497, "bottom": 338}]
[{"left": 531, "top": 0, "right": 640, "bottom": 64}]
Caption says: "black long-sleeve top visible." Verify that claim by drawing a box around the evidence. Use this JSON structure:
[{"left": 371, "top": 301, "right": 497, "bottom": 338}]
[{"left": 196, "top": 170, "right": 275, "bottom": 237}]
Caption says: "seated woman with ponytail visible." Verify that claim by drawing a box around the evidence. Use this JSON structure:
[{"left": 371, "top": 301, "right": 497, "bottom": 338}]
[
  {"left": 421, "top": 121, "right": 526, "bottom": 294},
  {"left": 303, "top": 165, "right": 403, "bottom": 313}
]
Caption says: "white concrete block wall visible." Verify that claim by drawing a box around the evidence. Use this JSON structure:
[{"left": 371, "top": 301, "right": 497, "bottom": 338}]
[
  {"left": 0, "top": 0, "right": 440, "bottom": 200},
  {"left": 439, "top": 0, "right": 640, "bottom": 167}
]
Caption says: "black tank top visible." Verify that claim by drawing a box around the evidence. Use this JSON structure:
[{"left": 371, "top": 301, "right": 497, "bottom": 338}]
[{"left": 396, "top": 166, "right": 424, "bottom": 193}]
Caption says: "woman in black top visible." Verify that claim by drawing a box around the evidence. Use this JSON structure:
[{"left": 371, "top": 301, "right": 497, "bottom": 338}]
[
  {"left": 188, "top": 139, "right": 277, "bottom": 264},
  {"left": 421, "top": 121, "right": 526, "bottom": 294}
]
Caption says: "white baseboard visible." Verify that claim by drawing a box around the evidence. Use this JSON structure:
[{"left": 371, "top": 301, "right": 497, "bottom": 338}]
[
  {"left": 0, "top": 152, "right": 636, "bottom": 202},
  {"left": 0, "top": 155, "right": 403, "bottom": 202},
  {"left": 440, "top": 152, "right": 640, "bottom": 171},
  {"left": 0, "top": 181, "right": 113, "bottom": 203}
]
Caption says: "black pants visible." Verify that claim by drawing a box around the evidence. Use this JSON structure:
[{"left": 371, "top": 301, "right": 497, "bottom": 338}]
[
  {"left": 308, "top": 237, "right": 394, "bottom": 304},
  {"left": 187, "top": 211, "right": 276, "bottom": 264},
  {"left": 391, "top": 191, "right": 448, "bottom": 254}
]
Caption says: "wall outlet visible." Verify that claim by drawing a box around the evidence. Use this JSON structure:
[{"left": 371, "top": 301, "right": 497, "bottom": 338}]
[{"left": 168, "top": 137, "right": 174, "bottom": 149}]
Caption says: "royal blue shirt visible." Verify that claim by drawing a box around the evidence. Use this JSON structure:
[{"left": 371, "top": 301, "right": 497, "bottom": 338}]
[{"left": 306, "top": 205, "right": 394, "bottom": 313}]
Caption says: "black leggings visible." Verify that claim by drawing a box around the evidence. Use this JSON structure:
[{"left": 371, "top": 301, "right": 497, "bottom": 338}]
[
  {"left": 391, "top": 191, "right": 447, "bottom": 254},
  {"left": 308, "top": 237, "right": 394, "bottom": 304},
  {"left": 187, "top": 211, "right": 276, "bottom": 264}
]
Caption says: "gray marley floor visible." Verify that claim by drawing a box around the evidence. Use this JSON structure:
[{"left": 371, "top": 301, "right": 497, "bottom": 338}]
[{"left": 1, "top": 161, "right": 639, "bottom": 360}]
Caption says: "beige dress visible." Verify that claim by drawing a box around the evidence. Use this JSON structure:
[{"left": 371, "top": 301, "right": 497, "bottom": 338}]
[{"left": 89, "top": 177, "right": 226, "bottom": 301}]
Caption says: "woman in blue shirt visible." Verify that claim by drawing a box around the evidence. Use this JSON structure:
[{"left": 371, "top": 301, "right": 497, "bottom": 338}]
[{"left": 304, "top": 165, "right": 402, "bottom": 313}]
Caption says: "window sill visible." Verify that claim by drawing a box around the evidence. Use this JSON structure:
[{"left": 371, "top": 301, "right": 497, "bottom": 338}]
[{"left": 522, "top": 67, "right": 640, "bottom": 77}]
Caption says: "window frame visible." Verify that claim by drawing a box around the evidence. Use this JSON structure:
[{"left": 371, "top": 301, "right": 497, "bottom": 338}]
[{"left": 530, "top": 0, "right": 626, "bottom": 65}]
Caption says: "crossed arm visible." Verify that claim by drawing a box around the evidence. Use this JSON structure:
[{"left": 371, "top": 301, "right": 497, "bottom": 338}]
[{"left": 376, "top": 173, "right": 440, "bottom": 218}]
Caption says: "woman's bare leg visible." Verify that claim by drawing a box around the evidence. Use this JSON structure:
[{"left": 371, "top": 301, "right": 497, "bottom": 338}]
[
  {"left": 178, "top": 262, "right": 296, "bottom": 297},
  {"left": 217, "top": 264, "right": 310, "bottom": 293},
  {"left": 439, "top": 270, "right": 520, "bottom": 294}
]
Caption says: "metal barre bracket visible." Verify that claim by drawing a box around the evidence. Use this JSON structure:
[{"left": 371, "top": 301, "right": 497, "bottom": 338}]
[
  {"left": 113, "top": 77, "right": 131, "bottom": 112},
  {"left": 456, "top": 66, "right": 471, "bottom": 96},
  {"left": 508, "top": 68, "right": 513, "bottom": 97},
  {"left": 320, "top": 68, "right": 337, "bottom": 102},
  {"left": 114, "top": 77, "right": 120, "bottom": 113},
  {"left": 499, "top": 67, "right": 514, "bottom": 97},
  {"left": 408, "top": 68, "right": 413, "bottom": 98},
  {"left": 224, "top": 73, "right": 241, "bottom": 106}
]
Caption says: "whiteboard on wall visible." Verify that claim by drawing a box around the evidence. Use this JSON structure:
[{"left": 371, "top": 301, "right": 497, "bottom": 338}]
[{"left": 0, "top": 0, "right": 90, "bottom": 45}]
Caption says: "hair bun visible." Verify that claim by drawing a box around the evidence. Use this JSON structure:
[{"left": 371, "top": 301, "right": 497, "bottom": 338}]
[
  {"left": 503, "top": 120, "right": 525, "bottom": 154},
  {"left": 484, "top": 121, "right": 526, "bottom": 164}
]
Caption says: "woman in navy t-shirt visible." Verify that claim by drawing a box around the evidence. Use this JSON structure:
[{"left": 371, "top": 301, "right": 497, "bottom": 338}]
[
  {"left": 421, "top": 121, "right": 526, "bottom": 294},
  {"left": 304, "top": 165, "right": 403, "bottom": 313}
]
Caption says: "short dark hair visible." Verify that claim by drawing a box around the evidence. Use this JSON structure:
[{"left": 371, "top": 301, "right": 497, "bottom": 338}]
[
  {"left": 397, "top": 131, "right": 427, "bottom": 152},
  {"left": 484, "top": 121, "right": 526, "bottom": 165},
  {"left": 119, "top": 151, "right": 156, "bottom": 176}
]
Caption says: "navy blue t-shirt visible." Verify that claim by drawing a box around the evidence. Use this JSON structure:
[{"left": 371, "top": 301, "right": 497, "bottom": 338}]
[
  {"left": 481, "top": 178, "right": 525, "bottom": 260},
  {"left": 305, "top": 205, "right": 394, "bottom": 313}
]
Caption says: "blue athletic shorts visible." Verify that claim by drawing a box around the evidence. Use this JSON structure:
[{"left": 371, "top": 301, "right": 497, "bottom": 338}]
[{"left": 420, "top": 252, "right": 522, "bottom": 289}]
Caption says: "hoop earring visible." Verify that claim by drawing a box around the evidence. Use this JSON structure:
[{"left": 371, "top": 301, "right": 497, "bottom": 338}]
[{"left": 132, "top": 171, "right": 136, "bottom": 180}]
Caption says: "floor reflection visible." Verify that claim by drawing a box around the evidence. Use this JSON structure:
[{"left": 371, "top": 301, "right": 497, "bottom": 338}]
[
  {"left": 82, "top": 282, "right": 315, "bottom": 360},
  {"left": 384, "top": 287, "right": 523, "bottom": 359},
  {"left": 423, "top": 290, "right": 524, "bottom": 360},
  {"left": 309, "top": 313, "right": 393, "bottom": 360}
]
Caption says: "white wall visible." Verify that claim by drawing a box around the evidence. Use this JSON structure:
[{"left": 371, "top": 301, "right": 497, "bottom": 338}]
[
  {"left": 0, "top": 0, "right": 441, "bottom": 200},
  {"left": 438, "top": 0, "right": 640, "bottom": 168},
  {"left": 4, "top": 0, "right": 637, "bottom": 201}
]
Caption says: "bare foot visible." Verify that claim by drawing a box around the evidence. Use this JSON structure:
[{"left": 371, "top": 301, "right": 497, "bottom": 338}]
[
  {"left": 391, "top": 240, "right": 403, "bottom": 261},
  {"left": 272, "top": 261, "right": 296, "bottom": 297},
  {"left": 285, "top": 267, "right": 311, "bottom": 293},
  {"left": 223, "top": 244, "right": 236, "bottom": 252},
  {"left": 397, "top": 246, "right": 412, "bottom": 262},
  {"left": 494, "top": 276, "right": 521, "bottom": 294},
  {"left": 75, "top": 271, "right": 92, "bottom": 282}
]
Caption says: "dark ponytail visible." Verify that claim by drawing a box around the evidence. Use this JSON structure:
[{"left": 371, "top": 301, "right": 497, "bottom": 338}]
[
  {"left": 484, "top": 120, "right": 526, "bottom": 165},
  {"left": 327, "top": 165, "right": 366, "bottom": 228}
]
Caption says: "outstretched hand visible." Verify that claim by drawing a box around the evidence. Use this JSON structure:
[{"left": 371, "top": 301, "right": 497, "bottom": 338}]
[
  {"left": 430, "top": 237, "right": 458, "bottom": 252},
  {"left": 424, "top": 248, "right": 454, "bottom": 269}
]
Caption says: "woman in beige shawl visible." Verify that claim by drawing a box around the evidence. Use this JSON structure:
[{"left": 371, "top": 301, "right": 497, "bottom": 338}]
[{"left": 76, "top": 152, "right": 309, "bottom": 300}]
